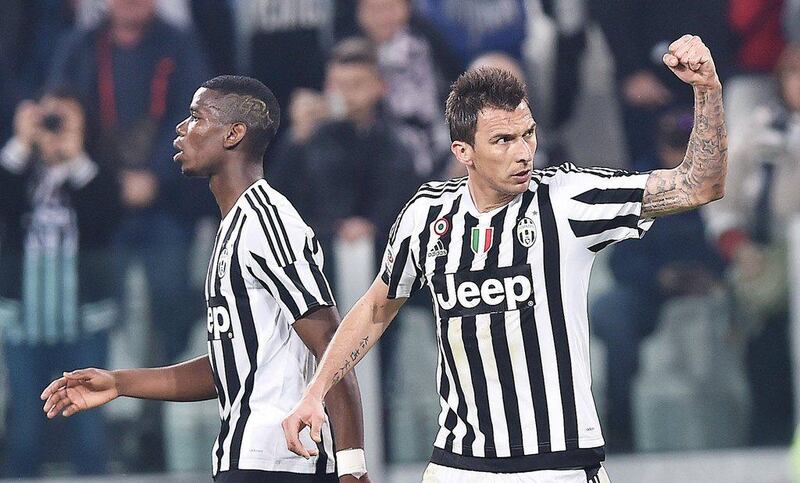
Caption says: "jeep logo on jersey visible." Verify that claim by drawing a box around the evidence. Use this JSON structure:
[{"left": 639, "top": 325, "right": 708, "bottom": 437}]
[
  {"left": 516, "top": 217, "right": 536, "bottom": 247},
  {"left": 470, "top": 226, "right": 494, "bottom": 254},
  {"left": 207, "top": 300, "right": 234, "bottom": 340},
  {"left": 431, "top": 265, "right": 535, "bottom": 318}
]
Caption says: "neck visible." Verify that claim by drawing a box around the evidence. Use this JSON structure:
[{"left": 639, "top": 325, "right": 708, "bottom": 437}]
[
  {"left": 110, "top": 21, "right": 150, "bottom": 48},
  {"left": 209, "top": 159, "right": 264, "bottom": 218},
  {"left": 349, "top": 109, "right": 377, "bottom": 131},
  {"left": 467, "top": 175, "right": 517, "bottom": 213}
]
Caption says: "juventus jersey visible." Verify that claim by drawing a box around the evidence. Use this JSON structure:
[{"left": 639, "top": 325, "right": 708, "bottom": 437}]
[
  {"left": 205, "top": 179, "right": 336, "bottom": 476},
  {"left": 381, "top": 163, "right": 654, "bottom": 472}
]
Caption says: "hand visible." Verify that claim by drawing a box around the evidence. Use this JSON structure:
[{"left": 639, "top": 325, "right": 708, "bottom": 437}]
[
  {"left": 282, "top": 393, "right": 326, "bottom": 458},
  {"left": 662, "top": 35, "right": 720, "bottom": 89},
  {"left": 337, "top": 217, "right": 376, "bottom": 243},
  {"left": 37, "top": 97, "right": 86, "bottom": 164},
  {"left": 340, "top": 475, "right": 371, "bottom": 483},
  {"left": 41, "top": 368, "right": 119, "bottom": 418},
  {"left": 13, "top": 100, "right": 41, "bottom": 150},
  {"left": 121, "top": 169, "right": 159, "bottom": 208},
  {"left": 622, "top": 71, "right": 672, "bottom": 108},
  {"left": 289, "top": 88, "right": 329, "bottom": 144}
]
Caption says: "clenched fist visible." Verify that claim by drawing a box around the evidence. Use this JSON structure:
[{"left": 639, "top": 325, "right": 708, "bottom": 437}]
[{"left": 663, "top": 35, "right": 721, "bottom": 90}]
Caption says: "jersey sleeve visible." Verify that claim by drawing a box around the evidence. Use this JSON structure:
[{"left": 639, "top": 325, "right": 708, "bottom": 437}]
[
  {"left": 556, "top": 165, "right": 655, "bottom": 252},
  {"left": 241, "top": 191, "right": 336, "bottom": 323},
  {"left": 380, "top": 196, "right": 425, "bottom": 299}
]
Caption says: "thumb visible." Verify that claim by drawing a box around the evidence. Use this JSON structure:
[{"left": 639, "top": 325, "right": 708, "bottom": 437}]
[
  {"left": 663, "top": 53, "right": 680, "bottom": 69},
  {"left": 310, "top": 415, "right": 323, "bottom": 444}
]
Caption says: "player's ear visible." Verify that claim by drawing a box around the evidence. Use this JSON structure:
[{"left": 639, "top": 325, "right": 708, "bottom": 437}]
[
  {"left": 451, "top": 140, "right": 475, "bottom": 168},
  {"left": 224, "top": 122, "right": 247, "bottom": 149}
]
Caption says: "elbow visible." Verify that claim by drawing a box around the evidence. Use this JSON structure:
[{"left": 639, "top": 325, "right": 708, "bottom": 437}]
[{"left": 698, "top": 180, "right": 726, "bottom": 205}]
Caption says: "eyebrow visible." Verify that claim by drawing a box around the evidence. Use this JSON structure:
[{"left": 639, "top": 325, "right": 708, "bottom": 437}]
[{"left": 489, "top": 122, "right": 537, "bottom": 141}]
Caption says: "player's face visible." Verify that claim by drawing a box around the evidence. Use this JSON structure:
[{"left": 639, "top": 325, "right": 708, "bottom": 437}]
[
  {"left": 174, "top": 88, "right": 230, "bottom": 177},
  {"left": 457, "top": 102, "right": 537, "bottom": 196}
]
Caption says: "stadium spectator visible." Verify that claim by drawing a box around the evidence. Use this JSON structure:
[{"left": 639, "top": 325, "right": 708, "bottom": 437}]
[
  {"left": 355, "top": 0, "right": 459, "bottom": 177},
  {"left": 0, "top": 90, "right": 121, "bottom": 477},
  {"left": 46, "top": 0, "right": 211, "bottom": 469},
  {"left": 591, "top": 0, "right": 732, "bottom": 166},
  {"left": 268, "top": 38, "right": 419, "bottom": 278},
  {"left": 705, "top": 44, "right": 800, "bottom": 445},
  {"left": 590, "top": 109, "right": 726, "bottom": 451},
  {"left": 233, "top": 0, "right": 330, "bottom": 118}
]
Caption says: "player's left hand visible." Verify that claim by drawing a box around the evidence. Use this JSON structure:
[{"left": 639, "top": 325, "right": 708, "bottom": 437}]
[
  {"left": 663, "top": 35, "right": 720, "bottom": 90},
  {"left": 282, "top": 393, "right": 326, "bottom": 458}
]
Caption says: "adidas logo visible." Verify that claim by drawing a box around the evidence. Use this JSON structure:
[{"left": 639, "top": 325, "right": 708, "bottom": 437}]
[{"left": 428, "top": 239, "right": 448, "bottom": 258}]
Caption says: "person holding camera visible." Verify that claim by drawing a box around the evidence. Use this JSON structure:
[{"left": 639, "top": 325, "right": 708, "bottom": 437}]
[
  {"left": 706, "top": 44, "right": 800, "bottom": 446},
  {"left": 0, "top": 90, "right": 121, "bottom": 477}
]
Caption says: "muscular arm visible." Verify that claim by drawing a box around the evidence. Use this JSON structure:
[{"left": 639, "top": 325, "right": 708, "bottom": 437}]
[
  {"left": 283, "top": 277, "right": 406, "bottom": 457},
  {"left": 641, "top": 35, "right": 728, "bottom": 218},
  {"left": 42, "top": 355, "right": 217, "bottom": 419},
  {"left": 293, "top": 306, "right": 366, "bottom": 454},
  {"left": 114, "top": 355, "right": 217, "bottom": 402}
]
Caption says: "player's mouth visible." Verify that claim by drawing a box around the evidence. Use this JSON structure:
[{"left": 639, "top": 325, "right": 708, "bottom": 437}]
[
  {"left": 511, "top": 168, "right": 531, "bottom": 183},
  {"left": 173, "top": 139, "right": 184, "bottom": 162}
]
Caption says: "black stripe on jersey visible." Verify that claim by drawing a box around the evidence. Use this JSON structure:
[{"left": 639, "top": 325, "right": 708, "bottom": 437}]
[
  {"left": 256, "top": 185, "right": 297, "bottom": 265},
  {"left": 538, "top": 184, "right": 579, "bottom": 450},
  {"left": 571, "top": 187, "right": 644, "bottom": 205},
  {"left": 250, "top": 252, "right": 302, "bottom": 319},
  {"left": 249, "top": 189, "right": 292, "bottom": 267},
  {"left": 245, "top": 193, "right": 284, "bottom": 266},
  {"left": 489, "top": 311, "right": 524, "bottom": 456},
  {"left": 416, "top": 204, "right": 443, "bottom": 281},
  {"left": 387, "top": 236, "right": 411, "bottom": 298},
  {"left": 512, "top": 189, "right": 551, "bottom": 449},
  {"left": 206, "top": 226, "right": 224, "bottom": 298},
  {"left": 389, "top": 178, "right": 467, "bottom": 244},
  {"left": 227, "top": 213, "right": 260, "bottom": 467},
  {"left": 440, "top": 316, "right": 476, "bottom": 455},
  {"left": 461, "top": 315, "right": 496, "bottom": 456},
  {"left": 449, "top": 212, "right": 480, "bottom": 454},
  {"left": 282, "top": 262, "right": 329, "bottom": 318},
  {"left": 302, "top": 243, "right": 335, "bottom": 306},
  {"left": 209, "top": 208, "right": 244, "bottom": 416},
  {"left": 569, "top": 214, "right": 640, "bottom": 238},
  {"left": 432, "top": 197, "right": 462, "bottom": 449},
  {"left": 214, "top": 213, "right": 247, "bottom": 471},
  {"left": 587, "top": 239, "right": 616, "bottom": 253}
]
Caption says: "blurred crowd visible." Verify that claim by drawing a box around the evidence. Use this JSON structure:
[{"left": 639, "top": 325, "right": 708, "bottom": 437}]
[{"left": 1, "top": 0, "right": 799, "bottom": 478}]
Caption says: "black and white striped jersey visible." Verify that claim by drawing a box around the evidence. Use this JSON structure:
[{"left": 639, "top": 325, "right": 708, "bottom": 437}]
[
  {"left": 205, "top": 179, "right": 336, "bottom": 476},
  {"left": 381, "top": 163, "right": 654, "bottom": 472}
]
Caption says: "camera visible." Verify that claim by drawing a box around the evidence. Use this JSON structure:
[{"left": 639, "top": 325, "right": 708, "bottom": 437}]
[{"left": 41, "top": 112, "right": 64, "bottom": 133}]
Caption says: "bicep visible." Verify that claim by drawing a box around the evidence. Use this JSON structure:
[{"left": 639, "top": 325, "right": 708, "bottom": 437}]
[{"left": 641, "top": 167, "right": 697, "bottom": 218}]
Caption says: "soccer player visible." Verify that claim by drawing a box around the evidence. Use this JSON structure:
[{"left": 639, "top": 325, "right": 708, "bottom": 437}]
[
  {"left": 283, "top": 35, "right": 726, "bottom": 482},
  {"left": 40, "top": 76, "right": 371, "bottom": 483}
]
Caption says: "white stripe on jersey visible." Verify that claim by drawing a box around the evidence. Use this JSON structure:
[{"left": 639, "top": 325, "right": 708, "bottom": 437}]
[
  {"left": 381, "top": 164, "right": 653, "bottom": 472},
  {"left": 205, "top": 179, "right": 335, "bottom": 476}
]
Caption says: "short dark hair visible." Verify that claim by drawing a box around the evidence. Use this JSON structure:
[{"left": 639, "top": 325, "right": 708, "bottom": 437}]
[
  {"left": 329, "top": 37, "right": 379, "bottom": 68},
  {"left": 445, "top": 67, "right": 528, "bottom": 145},
  {"left": 200, "top": 75, "right": 281, "bottom": 155}
]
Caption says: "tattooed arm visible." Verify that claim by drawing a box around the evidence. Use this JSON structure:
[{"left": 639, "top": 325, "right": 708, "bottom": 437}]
[
  {"left": 282, "top": 276, "right": 406, "bottom": 458},
  {"left": 641, "top": 35, "right": 728, "bottom": 218}
]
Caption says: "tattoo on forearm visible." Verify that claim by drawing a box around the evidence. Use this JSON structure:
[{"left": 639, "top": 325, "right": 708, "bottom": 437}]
[
  {"left": 642, "top": 87, "right": 728, "bottom": 217},
  {"left": 332, "top": 336, "right": 370, "bottom": 385}
]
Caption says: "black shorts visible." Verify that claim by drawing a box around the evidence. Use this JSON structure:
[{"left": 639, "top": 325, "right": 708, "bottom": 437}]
[{"left": 213, "top": 469, "right": 337, "bottom": 483}]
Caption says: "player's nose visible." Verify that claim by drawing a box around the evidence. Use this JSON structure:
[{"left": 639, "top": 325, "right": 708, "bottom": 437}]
[{"left": 176, "top": 117, "right": 188, "bottom": 135}]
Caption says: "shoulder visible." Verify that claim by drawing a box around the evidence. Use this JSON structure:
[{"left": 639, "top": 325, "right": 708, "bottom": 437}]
[
  {"left": 238, "top": 182, "right": 314, "bottom": 251},
  {"left": 388, "top": 177, "right": 467, "bottom": 241}
]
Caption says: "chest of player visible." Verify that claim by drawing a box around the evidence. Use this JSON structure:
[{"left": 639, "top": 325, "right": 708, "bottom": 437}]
[{"left": 420, "top": 207, "right": 540, "bottom": 319}]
